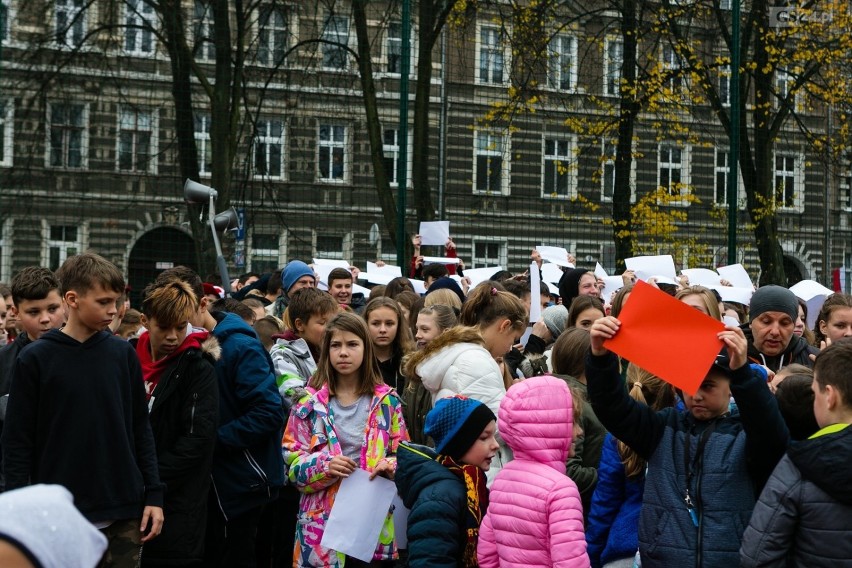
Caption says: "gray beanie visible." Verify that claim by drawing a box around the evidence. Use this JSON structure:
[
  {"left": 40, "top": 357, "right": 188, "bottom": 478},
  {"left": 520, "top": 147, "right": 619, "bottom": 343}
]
[
  {"left": 0, "top": 484, "right": 107, "bottom": 568},
  {"left": 541, "top": 305, "right": 569, "bottom": 338},
  {"left": 749, "top": 285, "right": 798, "bottom": 322}
]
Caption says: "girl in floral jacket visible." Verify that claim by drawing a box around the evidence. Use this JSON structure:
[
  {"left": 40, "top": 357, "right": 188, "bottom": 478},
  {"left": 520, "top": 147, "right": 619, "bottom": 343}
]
[{"left": 283, "top": 312, "right": 409, "bottom": 568}]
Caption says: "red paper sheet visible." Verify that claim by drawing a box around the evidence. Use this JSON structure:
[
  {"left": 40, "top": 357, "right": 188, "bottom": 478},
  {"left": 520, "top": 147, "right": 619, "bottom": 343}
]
[{"left": 603, "top": 280, "right": 726, "bottom": 396}]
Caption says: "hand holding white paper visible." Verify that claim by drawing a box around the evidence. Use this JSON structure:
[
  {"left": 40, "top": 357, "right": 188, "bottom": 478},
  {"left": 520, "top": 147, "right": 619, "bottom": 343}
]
[{"left": 320, "top": 469, "right": 397, "bottom": 562}]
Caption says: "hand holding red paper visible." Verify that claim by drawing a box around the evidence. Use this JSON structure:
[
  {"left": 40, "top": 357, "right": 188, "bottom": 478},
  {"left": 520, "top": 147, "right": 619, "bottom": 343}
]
[{"left": 594, "top": 280, "right": 728, "bottom": 396}]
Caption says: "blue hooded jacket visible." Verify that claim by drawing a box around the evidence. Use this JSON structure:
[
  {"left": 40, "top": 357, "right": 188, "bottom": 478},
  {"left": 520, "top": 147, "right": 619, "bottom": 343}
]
[{"left": 210, "top": 312, "right": 285, "bottom": 519}]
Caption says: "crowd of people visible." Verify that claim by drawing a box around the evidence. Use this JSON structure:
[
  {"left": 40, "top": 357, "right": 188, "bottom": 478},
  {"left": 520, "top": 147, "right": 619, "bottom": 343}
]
[{"left": 0, "top": 238, "right": 850, "bottom": 568}]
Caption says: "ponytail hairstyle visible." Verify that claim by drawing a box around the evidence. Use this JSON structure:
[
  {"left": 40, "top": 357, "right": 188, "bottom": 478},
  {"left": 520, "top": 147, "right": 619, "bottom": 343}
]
[
  {"left": 459, "top": 281, "right": 528, "bottom": 333},
  {"left": 363, "top": 296, "right": 415, "bottom": 357},
  {"left": 619, "top": 364, "right": 676, "bottom": 478},
  {"left": 814, "top": 293, "right": 852, "bottom": 345},
  {"left": 312, "top": 311, "right": 384, "bottom": 395}
]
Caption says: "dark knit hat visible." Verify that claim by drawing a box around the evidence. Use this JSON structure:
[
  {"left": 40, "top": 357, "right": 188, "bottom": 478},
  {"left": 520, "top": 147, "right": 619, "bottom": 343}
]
[
  {"left": 749, "top": 285, "right": 798, "bottom": 322},
  {"left": 281, "top": 261, "right": 316, "bottom": 295},
  {"left": 425, "top": 277, "right": 465, "bottom": 304},
  {"left": 424, "top": 396, "right": 496, "bottom": 461},
  {"left": 558, "top": 268, "right": 590, "bottom": 306}
]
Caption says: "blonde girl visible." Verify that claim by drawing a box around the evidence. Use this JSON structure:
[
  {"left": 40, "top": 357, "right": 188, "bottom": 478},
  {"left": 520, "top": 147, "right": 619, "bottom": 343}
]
[
  {"left": 404, "top": 282, "right": 527, "bottom": 480},
  {"left": 284, "top": 312, "right": 408, "bottom": 568},
  {"left": 363, "top": 296, "right": 415, "bottom": 392},
  {"left": 676, "top": 285, "right": 722, "bottom": 321}
]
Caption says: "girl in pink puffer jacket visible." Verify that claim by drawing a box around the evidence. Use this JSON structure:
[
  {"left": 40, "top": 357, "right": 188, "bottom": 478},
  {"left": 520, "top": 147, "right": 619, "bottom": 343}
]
[{"left": 478, "top": 375, "right": 590, "bottom": 568}]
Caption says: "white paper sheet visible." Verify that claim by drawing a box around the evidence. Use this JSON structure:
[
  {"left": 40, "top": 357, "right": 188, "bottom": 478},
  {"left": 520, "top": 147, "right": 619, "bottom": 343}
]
[
  {"left": 359, "top": 272, "right": 396, "bottom": 286},
  {"left": 625, "top": 255, "right": 677, "bottom": 282},
  {"left": 464, "top": 266, "right": 502, "bottom": 288},
  {"left": 529, "top": 261, "right": 542, "bottom": 323},
  {"left": 681, "top": 268, "right": 722, "bottom": 288},
  {"left": 320, "top": 469, "right": 397, "bottom": 562},
  {"left": 518, "top": 326, "right": 533, "bottom": 348},
  {"left": 391, "top": 494, "right": 409, "bottom": 549},
  {"left": 713, "top": 285, "right": 754, "bottom": 306},
  {"left": 313, "top": 258, "right": 351, "bottom": 269},
  {"left": 353, "top": 283, "right": 372, "bottom": 298},
  {"left": 594, "top": 262, "right": 609, "bottom": 279},
  {"left": 599, "top": 276, "right": 625, "bottom": 305},
  {"left": 537, "top": 245, "right": 574, "bottom": 268},
  {"left": 650, "top": 275, "right": 678, "bottom": 286},
  {"left": 410, "top": 279, "right": 427, "bottom": 295},
  {"left": 418, "top": 221, "right": 450, "bottom": 246},
  {"left": 544, "top": 281, "right": 560, "bottom": 295},
  {"left": 541, "top": 263, "right": 564, "bottom": 284},
  {"left": 422, "top": 256, "right": 460, "bottom": 265},
  {"left": 313, "top": 264, "right": 337, "bottom": 286},
  {"left": 790, "top": 280, "right": 834, "bottom": 328},
  {"left": 716, "top": 264, "right": 754, "bottom": 289},
  {"left": 366, "top": 262, "right": 402, "bottom": 278}
]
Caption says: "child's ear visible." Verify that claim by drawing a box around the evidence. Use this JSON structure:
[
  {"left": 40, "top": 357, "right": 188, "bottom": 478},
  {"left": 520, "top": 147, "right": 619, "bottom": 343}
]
[
  {"left": 198, "top": 296, "right": 210, "bottom": 314},
  {"left": 498, "top": 318, "right": 513, "bottom": 334},
  {"left": 140, "top": 314, "right": 149, "bottom": 328},
  {"left": 64, "top": 291, "right": 78, "bottom": 308},
  {"left": 294, "top": 318, "right": 306, "bottom": 334},
  {"left": 825, "top": 384, "right": 840, "bottom": 411}
]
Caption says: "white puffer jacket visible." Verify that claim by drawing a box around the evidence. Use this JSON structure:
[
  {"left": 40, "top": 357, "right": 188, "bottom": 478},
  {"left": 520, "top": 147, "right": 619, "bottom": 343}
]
[{"left": 416, "top": 341, "right": 511, "bottom": 482}]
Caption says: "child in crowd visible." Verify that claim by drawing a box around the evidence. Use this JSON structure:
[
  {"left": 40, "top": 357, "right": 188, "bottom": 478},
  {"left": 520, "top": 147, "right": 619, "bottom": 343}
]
[
  {"left": 773, "top": 365, "right": 819, "bottom": 441},
  {"left": 478, "top": 376, "right": 589, "bottom": 568},
  {"left": 136, "top": 279, "right": 220, "bottom": 567},
  {"left": 0, "top": 267, "right": 66, "bottom": 492},
  {"left": 395, "top": 396, "right": 498, "bottom": 568},
  {"left": 2, "top": 253, "right": 164, "bottom": 565},
  {"left": 813, "top": 292, "right": 852, "bottom": 347},
  {"left": 363, "top": 296, "right": 415, "bottom": 392},
  {"left": 567, "top": 296, "right": 606, "bottom": 331},
  {"left": 254, "top": 314, "right": 285, "bottom": 352},
  {"left": 587, "top": 316, "right": 788, "bottom": 567},
  {"left": 740, "top": 340, "right": 852, "bottom": 567},
  {"left": 117, "top": 308, "right": 143, "bottom": 339},
  {"left": 586, "top": 365, "right": 676, "bottom": 568},
  {"left": 405, "top": 283, "right": 528, "bottom": 481},
  {"left": 405, "top": 304, "right": 458, "bottom": 445},
  {"left": 327, "top": 267, "right": 367, "bottom": 313},
  {"left": 284, "top": 312, "right": 408, "bottom": 567}
]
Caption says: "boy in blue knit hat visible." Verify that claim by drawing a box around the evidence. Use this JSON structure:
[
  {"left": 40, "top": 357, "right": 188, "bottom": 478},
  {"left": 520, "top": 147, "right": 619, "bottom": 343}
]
[
  {"left": 395, "top": 396, "right": 498, "bottom": 568},
  {"left": 270, "top": 260, "right": 317, "bottom": 319}
]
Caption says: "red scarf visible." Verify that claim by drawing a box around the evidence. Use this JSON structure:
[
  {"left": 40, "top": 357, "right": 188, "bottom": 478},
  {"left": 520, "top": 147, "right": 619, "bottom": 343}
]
[
  {"left": 136, "top": 328, "right": 208, "bottom": 401},
  {"left": 438, "top": 454, "right": 489, "bottom": 568}
]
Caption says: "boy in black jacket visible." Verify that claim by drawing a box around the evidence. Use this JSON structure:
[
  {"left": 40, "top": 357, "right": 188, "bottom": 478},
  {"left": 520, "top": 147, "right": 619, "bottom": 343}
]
[
  {"left": 136, "top": 278, "right": 219, "bottom": 567},
  {"left": 2, "top": 253, "right": 164, "bottom": 566}
]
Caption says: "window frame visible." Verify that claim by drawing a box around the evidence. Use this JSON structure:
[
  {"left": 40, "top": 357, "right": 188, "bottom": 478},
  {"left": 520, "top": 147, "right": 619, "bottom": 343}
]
[
  {"left": 193, "top": 0, "right": 216, "bottom": 63},
  {"left": 713, "top": 147, "right": 745, "bottom": 208},
  {"left": 547, "top": 33, "right": 578, "bottom": 92},
  {"left": 46, "top": 101, "right": 89, "bottom": 170},
  {"left": 55, "top": 0, "right": 87, "bottom": 48},
  {"left": 661, "top": 44, "right": 685, "bottom": 94},
  {"left": 773, "top": 152, "right": 804, "bottom": 211},
  {"left": 471, "top": 237, "right": 508, "bottom": 269},
  {"left": 123, "top": 0, "right": 156, "bottom": 56},
  {"left": 321, "top": 13, "right": 350, "bottom": 71},
  {"left": 194, "top": 113, "right": 212, "bottom": 177},
  {"left": 252, "top": 117, "right": 286, "bottom": 180},
  {"left": 775, "top": 67, "right": 797, "bottom": 110},
  {"left": 476, "top": 23, "right": 509, "bottom": 86},
  {"left": 472, "top": 129, "right": 511, "bottom": 196},
  {"left": 257, "top": 4, "right": 291, "bottom": 67},
  {"left": 41, "top": 220, "right": 88, "bottom": 271},
  {"left": 317, "top": 122, "right": 349, "bottom": 183},
  {"left": 0, "top": 98, "right": 13, "bottom": 168},
  {"left": 312, "top": 230, "right": 353, "bottom": 261},
  {"left": 0, "top": 217, "right": 12, "bottom": 283},
  {"left": 719, "top": 64, "right": 731, "bottom": 107},
  {"left": 1, "top": 0, "right": 14, "bottom": 45},
  {"left": 604, "top": 37, "right": 623, "bottom": 96},
  {"left": 600, "top": 140, "right": 636, "bottom": 203},
  {"left": 541, "top": 135, "right": 577, "bottom": 199},
  {"left": 840, "top": 160, "right": 852, "bottom": 212},
  {"left": 248, "top": 229, "right": 288, "bottom": 273},
  {"left": 657, "top": 142, "right": 691, "bottom": 203},
  {"left": 117, "top": 106, "right": 157, "bottom": 174}
]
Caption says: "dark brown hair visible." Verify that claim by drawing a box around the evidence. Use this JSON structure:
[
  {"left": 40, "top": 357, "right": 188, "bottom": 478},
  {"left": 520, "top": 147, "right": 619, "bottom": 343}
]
[
  {"left": 813, "top": 338, "right": 852, "bottom": 410},
  {"left": 550, "top": 327, "right": 590, "bottom": 379},
  {"left": 56, "top": 252, "right": 124, "bottom": 296},
  {"left": 312, "top": 311, "right": 384, "bottom": 395},
  {"left": 567, "top": 295, "right": 605, "bottom": 328},
  {"left": 10, "top": 267, "right": 61, "bottom": 305},
  {"left": 288, "top": 287, "right": 338, "bottom": 329},
  {"left": 814, "top": 293, "right": 852, "bottom": 345},
  {"left": 363, "top": 296, "right": 415, "bottom": 356}
]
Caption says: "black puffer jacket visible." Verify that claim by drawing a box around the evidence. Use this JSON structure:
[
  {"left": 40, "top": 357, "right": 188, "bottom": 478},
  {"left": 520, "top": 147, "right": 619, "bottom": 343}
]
[
  {"left": 142, "top": 336, "right": 220, "bottom": 567},
  {"left": 740, "top": 425, "right": 852, "bottom": 568}
]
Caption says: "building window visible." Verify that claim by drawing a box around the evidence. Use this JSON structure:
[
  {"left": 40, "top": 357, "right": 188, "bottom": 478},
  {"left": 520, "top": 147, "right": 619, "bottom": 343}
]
[
  {"left": 0, "top": 218, "right": 11, "bottom": 283},
  {"left": 604, "top": 38, "right": 623, "bottom": 96},
  {"left": 548, "top": 34, "right": 577, "bottom": 91},
  {"left": 600, "top": 140, "right": 636, "bottom": 203},
  {"left": 383, "top": 128, "right": 399, "bottom": 186},
  {"left": 44, "top": 224, "right": 82, "bottom": 271},
  {"left": 194, "top": 114, "right": 212, "bottom": 176},
  {"left": 474, "top": 131, "right": 508, "bottom": 194},
  {"left": 661, "top": 44, "right": 684, "bottom": 93},
  {"left": 774, "top": 153, "right": 801, "bottom": 209},
  {"left": 0, "top": 99, "right": 12, "bottom": 167},
  {"left": 1, "top": 0, "right": 10, "bottom": 43},
  {"left": 542, "top": 137, "right": 574, "bottom": 198},
  {"left": 776, "top": 67, "right": 796, "bottom": 109},
  {"left": 249, "top": 230, "right": 285, "bottom": 273},
  {"left": 193, "top": 1, "right": 215, "bottom": 62},
  {"left": 477, "top": 25, "right": 505, "bottom": 85},
  {"left": 322, "top": 14, "right": 349, "bottom": 70},
  {"left": 258, "top": 6, "right": 289, "bottom": 67},
  {"left": 715, "top": 148, "right": 731, "bottom": 205},
  {"left": 124, "top": 0, "right": 156, "bottom": 55},
  {"left": 118, "top": 107, "right": 155, "bottom": 173},
  {"left": 318, "top": 123, "right": 347, "bottom": 182},
  {"left": 253, "top": 118, "right": 285, "bottom": 179},
  {"left": 840, "top": 161, "right": 852, "bottom": 211},
  {"left": 55, "top": 0, "right": 86, "bottom": 48},
  {"left": 386, "top": 21, "right": 402, "bottom": 73},
  {"left": 719, "top": 64, "right": 731, "bottom": 107},
  {"left": 48, "top": 102, "right": 87, "bottom": 169},
  {"left": 658, "top": 143, "right": 688, "bottom": 198},
  {"left": 472, "top": 238, "right": 508, "bottom": 268}
]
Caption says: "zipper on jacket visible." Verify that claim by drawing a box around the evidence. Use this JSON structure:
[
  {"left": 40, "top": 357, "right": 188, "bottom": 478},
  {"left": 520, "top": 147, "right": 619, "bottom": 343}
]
[
  {"left": 190, "top": 393, "right": 197, "bottom": 434},
  {"left": 244, "top": 449, "right": 270, "bottom": 486}
]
